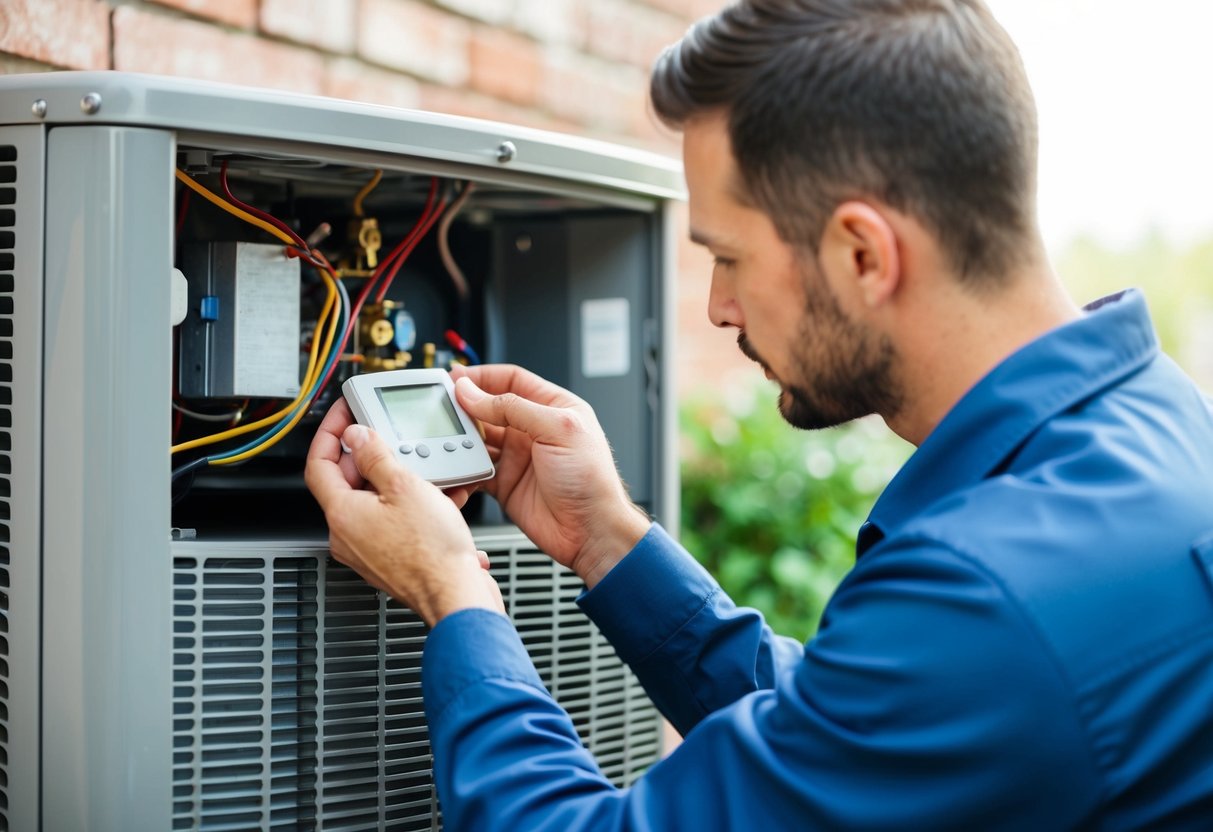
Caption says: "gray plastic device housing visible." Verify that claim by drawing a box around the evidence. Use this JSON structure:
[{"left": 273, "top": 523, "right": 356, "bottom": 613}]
[{"left": 342, "top": 369, "right": 494, "bottom": 488}]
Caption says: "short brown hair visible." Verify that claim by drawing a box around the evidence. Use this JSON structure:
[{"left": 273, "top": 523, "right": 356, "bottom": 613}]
[{"left": 652, "top": 0, "right": 1038, "bottom": 284}]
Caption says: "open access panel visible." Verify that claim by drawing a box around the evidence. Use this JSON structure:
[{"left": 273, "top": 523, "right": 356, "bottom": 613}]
[{"left": 0, "top": 71, "right": 682, "bottom": 831}]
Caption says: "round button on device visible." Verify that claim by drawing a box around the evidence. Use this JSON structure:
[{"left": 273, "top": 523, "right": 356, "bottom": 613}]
[
  {"left": 443, "top": 441, "right": 457, "bottom": 452},
  {"left": 416, "top": 444, "right": 431, "bottom": 458},
  {"left": 399, "top": 443, "right": 413, "bottom": 455},
  {"left": 462, "top": 439, "right": 475, "bottom": 449}
]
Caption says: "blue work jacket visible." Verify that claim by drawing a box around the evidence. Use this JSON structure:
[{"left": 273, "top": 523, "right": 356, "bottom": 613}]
[{"left": 422, "top": 289, "right": 1213, "bottom": 830}]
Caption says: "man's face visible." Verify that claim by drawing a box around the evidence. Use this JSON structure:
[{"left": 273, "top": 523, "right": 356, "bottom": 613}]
[{"left": 683, "top": 113, "right": 902, "bottom": 430}]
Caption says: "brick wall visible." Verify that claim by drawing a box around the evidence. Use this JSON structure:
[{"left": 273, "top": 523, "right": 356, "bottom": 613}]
[{"left": 0, "top": 0, "right": 753, "bottom": 396}]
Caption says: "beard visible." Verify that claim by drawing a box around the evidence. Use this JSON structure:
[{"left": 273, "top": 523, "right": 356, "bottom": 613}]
[{"left": 738, "top": 259, "right": 903, "bottom": 431}]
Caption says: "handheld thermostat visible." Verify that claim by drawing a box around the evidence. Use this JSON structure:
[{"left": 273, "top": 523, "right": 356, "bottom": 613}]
[{"left": 341, "top": 369, "right": 494, "bottom": 488}]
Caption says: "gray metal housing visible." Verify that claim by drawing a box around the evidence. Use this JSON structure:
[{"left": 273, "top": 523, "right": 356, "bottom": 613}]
[{"left": 0, "top": 71, "right": 683, "bottom": 832}]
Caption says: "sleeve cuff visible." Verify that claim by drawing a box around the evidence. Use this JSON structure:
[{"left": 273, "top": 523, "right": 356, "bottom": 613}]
[
  {"left": 576, "top": 523, "right": 722, "bottom": 665},
  {"left": 422, "top": 607, "right": 546, "bottom": 722}
]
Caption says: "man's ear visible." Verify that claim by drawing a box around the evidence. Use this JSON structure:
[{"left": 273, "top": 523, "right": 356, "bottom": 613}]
[{"left": 819, "top": 201, "right": 901, "bottom": 308}]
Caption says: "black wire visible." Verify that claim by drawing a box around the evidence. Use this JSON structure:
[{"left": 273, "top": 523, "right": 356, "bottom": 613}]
[{"left": 171, "top": 456, "right": 209, "bottom": 506}]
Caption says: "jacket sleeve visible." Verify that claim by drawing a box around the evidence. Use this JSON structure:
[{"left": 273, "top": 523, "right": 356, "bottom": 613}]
[
  {"left": 576, "top": 523, "right": 807, "bottom": 736},
  {"left": 421, "top": 537, "right": 1102, "bottom": 832}
]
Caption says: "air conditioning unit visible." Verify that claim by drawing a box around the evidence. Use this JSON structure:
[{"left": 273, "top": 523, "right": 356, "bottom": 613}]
[{"left": 0, "top": 71, "right": 682, "bottom": 832}]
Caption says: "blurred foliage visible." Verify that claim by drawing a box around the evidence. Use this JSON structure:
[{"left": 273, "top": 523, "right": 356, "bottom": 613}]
[
  {"left": 679, "top": 383, "right": 912, "bottom": 642},
  {"left": 1058, "top": 232, "right": 1213, "bottom": 390},
  {"left": 678, "top": 232, "right": 1212, "bottom": 643}
]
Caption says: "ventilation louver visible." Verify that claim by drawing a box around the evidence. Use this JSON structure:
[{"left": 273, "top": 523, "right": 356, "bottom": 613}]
[
  {"left": 173, "top": 540, "right": 660, "bottom": 831},
  {"left": 0, "top": 142, "right": 17, "bottom": 832}
]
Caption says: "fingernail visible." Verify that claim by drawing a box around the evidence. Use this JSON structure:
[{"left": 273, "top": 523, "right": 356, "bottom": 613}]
[
  {"left": 456, "top": 376, "right": 485, "bottom": 403},
  {"left": 344, "top": 424, "right": 369, "bottom": 450}
]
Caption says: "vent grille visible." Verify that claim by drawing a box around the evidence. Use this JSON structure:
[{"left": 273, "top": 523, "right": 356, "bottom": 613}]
[
  {"left": 0, "top": 142, "right": 16, "bottom": 832},
  {"left": 173, "top": 541, "right": 660, "bottom": 830},
  {"left": 494, "top": 550, "right": 660, "bottom": 786}
]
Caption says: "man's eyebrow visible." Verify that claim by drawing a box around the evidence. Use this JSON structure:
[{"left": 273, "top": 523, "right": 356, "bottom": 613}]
[{"left": 689, "top": 228, "right": 717, "bottom": 247}]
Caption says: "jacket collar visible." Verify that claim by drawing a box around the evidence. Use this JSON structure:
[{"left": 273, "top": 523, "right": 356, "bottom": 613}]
[{"left": 858, "top": 289, "right": 1159, "bottom": 557}]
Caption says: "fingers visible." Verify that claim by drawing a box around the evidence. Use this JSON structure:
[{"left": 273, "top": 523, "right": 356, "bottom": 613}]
[
  {"left": 344, "top": 424, "right": 417, "bottom": 499},
  {"left": 306, "top": 400, "right": 360, "bottom": 510},
  {"left": 306, "top": 398, "right": 367, "bottom": 492},
  {"left": 456, "top": 376, "right": 584, "bottom": 444},
  {"left": 457, "top": 364, "right": 582, "bottom": 409},
  {"left": 444, "top": 484, "right": 474, "bottom": 509},
  {"left": 313, "top": 397, "right": 356, "bottom": 450},
  {"left": 305, "top": 451, "right": 354, "bottom": 512}
]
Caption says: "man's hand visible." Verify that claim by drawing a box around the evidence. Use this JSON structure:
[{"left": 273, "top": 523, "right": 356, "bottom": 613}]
[
  {"left": 305, "top": 398, "right": 504, "bottom": 627},
  {"left": 451, "top": 364, "right": 651, "bottom": 588}
]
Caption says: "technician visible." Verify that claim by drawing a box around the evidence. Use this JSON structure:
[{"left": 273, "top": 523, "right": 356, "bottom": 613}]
[{"left": 306, "top": 0, "right": 1213, "bottom": 828}]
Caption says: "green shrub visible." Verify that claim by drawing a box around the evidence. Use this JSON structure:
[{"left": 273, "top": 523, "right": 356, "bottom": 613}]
[{"left": 679, "top": 382, "right": 912, "bottom": 642}]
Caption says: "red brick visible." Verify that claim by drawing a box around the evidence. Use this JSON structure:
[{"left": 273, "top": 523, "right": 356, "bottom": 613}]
[
  {"left": 357, "top": 0, "right": 470, "bottom": 86},
  {"left": 541, "top": 52, "right": 647, "bottom": 135},
  {"left": 0, "top": 0, "right": 109, "bottom": 70},
  {"left": 262, "top": 0, "right": 356, "bottom": 54},
  {"left": 513, "top": 0, "right": 585, "bottom": 48},
  {"left": 417, "top": 82, "right": 541, "bottom": 127},
  {"left": 113, "top": 7, "right": 327, "bottom": 95},
  {"left": 468, "top": 28, "right": 542, "bottom": 108},
  {"left": 435, "top": 0, "right": 513, "bottom": 26},
  {"left": 587, "top": 2, "right": 688, "bottom": 70},
  {"left": 148, "top": 0, "right": 257, "bottom": 30},
  {"left": 325, "top": 57, "right": 421, "bottom": 109}
]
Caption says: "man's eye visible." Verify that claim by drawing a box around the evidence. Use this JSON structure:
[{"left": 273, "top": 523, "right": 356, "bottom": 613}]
[{"left": 713, "top": 256, "right": 734, "bottom": 268}]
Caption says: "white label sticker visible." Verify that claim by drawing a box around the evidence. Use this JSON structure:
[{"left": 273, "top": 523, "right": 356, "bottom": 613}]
[{"left": 581, "top": 298, "right": 630, "bottom": 378}]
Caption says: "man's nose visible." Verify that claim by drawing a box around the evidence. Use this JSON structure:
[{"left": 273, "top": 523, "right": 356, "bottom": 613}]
[{"left": 707, "top": 270, "right": 741, "bottom": 330}]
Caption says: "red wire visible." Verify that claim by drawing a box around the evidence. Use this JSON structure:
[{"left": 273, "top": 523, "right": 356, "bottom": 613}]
[
  {"left": 219, "top": 160, "right": 308, "bottom": 248},
  {"left": 373, "top": 195, "right": 447, "bottom": 303},
  {"left": 312, "top": 179, "right": 443, "bottom": 399},
  {"left": 370, "top": 178, "right": 439, "bottom": 301}
]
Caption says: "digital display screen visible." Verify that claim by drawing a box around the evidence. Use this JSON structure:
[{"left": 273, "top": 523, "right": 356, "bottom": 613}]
[{"left": 375, "top": 384, "right": 466, "bottom": 439}]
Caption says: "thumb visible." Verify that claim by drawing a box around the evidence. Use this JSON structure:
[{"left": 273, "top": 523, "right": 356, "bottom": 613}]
[
  {"left": 343, "top": 424, "right": 416, "bottom": 497},
  {"left": 456, "top": 376, "right": 576, "bottom": 444}
]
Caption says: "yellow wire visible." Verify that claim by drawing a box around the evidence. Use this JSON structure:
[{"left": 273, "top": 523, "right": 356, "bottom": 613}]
[
  {"left": 352, "top": 169, "right": 382, "bottom": 217},
  {"left": 174, "top": 169, "right": 296, "bottom": 246},
  {"left": 209, "top": 268, "right": 343, "bottom": 465},
  {"left": 171, "top": 273, "right": 336, "bottom": 455},
  {"left": 171, "top": 168, "right": 344, "bottom": 463}
]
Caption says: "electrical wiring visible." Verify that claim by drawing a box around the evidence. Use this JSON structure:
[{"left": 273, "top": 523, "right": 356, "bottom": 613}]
[
  {"left": 174, "top": 168, "right": 297, "bottom": 246},
  {"left": 373, "top": 187, "right": 448, "bottom": 304},
  {"left": 169, "top": 168, "right": 344, "bottom": 460},
  {"left": 173, "top": 400, "right": 248, "bottom": 423},
  {"left": 353, "top": 169, "right": 382, "bottom": 217},
  {"left": 444, "top": 329, "right": 481, "bottom": 365},
  {"left": 437, "top": 181, "right": 474, "bottom": 299},
  {"left": 369, "top": 178, "right": 440, "bottom": 303},
  {"left": 170, "top": 245, "right": 341, "bottom": 457},
  {"left": 218, "top": 161, "right": 307, "bottom": 248},
  {"left": 308, "top": 178, "right": 442, "bottom": 401},
  {"left": 208, "top": 258, "right": 345, "bottom": 465},
  {"left": 170, "top": 273, "right": 337, "bottom": 457},
  {"left": 172, "top": 170, "right": 446, "bottom": 475}
]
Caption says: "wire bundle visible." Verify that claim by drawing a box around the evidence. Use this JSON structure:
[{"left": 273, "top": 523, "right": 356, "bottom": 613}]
[{"left": 170, "top": 165, "right": 448, "bottom": 487}]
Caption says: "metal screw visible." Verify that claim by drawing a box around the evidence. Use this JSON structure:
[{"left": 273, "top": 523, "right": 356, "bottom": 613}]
[
  {"left": 31, "top": 99, "right": 47, "bottom": 119},
  {"left": 80, "top": 92, "right": 102, "bottom": 115},
  {"left": 496, "top": 140, "right": 517, "bottom": 164}
]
